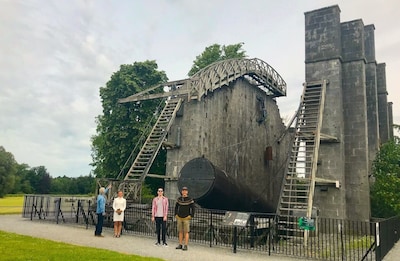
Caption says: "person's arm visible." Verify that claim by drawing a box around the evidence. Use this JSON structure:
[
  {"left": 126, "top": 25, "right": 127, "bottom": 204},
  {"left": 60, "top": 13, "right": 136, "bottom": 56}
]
[
  {"left": 121, "top": 198, "right": 126, "bottom": 212},
  {"left": 151, "top": 198, "right": 156, "bottom": 220},
  {"left": 112, "top": 198, "right": 117, "bottom": 211},
  {"left": 105, "top": 184, "right": 112, "bottom": 194},
  {"left": 174, "top": 201, "right": 179, "bottom": 217},
  {"left": 190, "top": 201, "right": 195, "bottom": 218},
  {"left": 163, "top": 197, "right": 169, "bottom": 220}
]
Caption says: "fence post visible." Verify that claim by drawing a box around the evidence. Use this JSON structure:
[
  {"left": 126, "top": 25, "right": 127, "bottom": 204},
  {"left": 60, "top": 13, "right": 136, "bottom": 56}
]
[
  {"left": 341, "top": 222, "right": 346, "bottom": 261},
  {"left": 375, "top": 222, "right": 381, "bottom": 261},
  {"left": 209, "top": 211, "right": 213, "bottom": 247},
  {"left": 56, "top": 197, "right": 61, "bottom": 224},
  {"left": 39, "top": 196, "right": 44, "bottom": 219},
  {"left": 86, "top": 200, "right": 92, "bottom": 229},
  {"left": 233, "top": 226, "right": 237, "bottom": 253},
  {"left": 30, "top": 195, "right": 35, "bottom": 220},
  {"left": 249, "top": 215, "right": 255, "bottom": 248},
  {"left": 76, "top": 200, "right": 80, "bottom": 223},
  {"left": 268, "top": 217, "right": 271, "bottom": 256}
]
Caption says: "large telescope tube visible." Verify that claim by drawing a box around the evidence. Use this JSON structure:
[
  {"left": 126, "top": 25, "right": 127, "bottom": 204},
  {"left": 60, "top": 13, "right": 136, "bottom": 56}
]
[{"left": 177, "top": 157, "right": 273, "bottom": 213}]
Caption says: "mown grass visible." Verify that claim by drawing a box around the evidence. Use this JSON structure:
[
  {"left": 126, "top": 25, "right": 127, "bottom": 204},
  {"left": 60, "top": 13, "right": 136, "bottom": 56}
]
[
  {"left": 0, "top": 196, "right": 24, "bottom": 214},
  {"left": 0, "top": 230, "right": 164, "bottom": 261}
]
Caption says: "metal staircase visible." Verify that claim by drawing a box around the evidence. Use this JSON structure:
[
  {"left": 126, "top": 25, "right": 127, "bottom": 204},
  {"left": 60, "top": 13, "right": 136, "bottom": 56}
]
[
  {"left": 119, "top": 97, "right": 183, "bottom": 201},
  {"left": 276, "top": 80, "right": 327, "bottom": 239}
]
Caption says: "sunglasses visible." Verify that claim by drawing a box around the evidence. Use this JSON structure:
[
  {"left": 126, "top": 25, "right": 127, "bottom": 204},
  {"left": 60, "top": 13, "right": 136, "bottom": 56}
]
[{"left": 158, "top": 190, "right": 163, "bottom": 192}]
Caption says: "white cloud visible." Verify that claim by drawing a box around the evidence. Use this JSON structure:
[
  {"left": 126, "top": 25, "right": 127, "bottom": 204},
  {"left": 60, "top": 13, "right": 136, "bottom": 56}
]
[{"left": 0, "top": 0, "right": 398, "bottom": 177}]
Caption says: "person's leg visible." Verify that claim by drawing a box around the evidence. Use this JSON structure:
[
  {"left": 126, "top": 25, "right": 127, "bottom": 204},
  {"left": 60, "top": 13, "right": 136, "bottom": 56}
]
[
  {"left": 114, "top": 221, "right": 118, "bottom": 236},
  {"left": 98, "top": 214, "right": 104, "bottom": 235},
  {"left": 178, "top": 231, "right": 183, "bottom": 244},
  {"left": 155, "top": 217, "right": 161, "bottom": 244},
  {"left": 176, "top": 219, "right": 183, "bottom": 249},
  {"left": 161, "top": 220, "right": 167, "bottom": 244},
  {"left": 95, "top": 214, "right": 104, "bottom": 236},
  {"left": 184, "top": 232, "right": 189, "bottom": 245},
  {"left": 95, "top": 214, "right": 101, "bottom": 235},
  {"left": 182, "top": 220, "right": 190, "bottom": 250},
  {"left": 178, "top": 219, "right": 183, "bottom": 244},
  {"left": 118, "top": 221, "right": 123, "bottom": 236},
  {"left": 115, "top": 221, "right": 120, "bottom": 236}
]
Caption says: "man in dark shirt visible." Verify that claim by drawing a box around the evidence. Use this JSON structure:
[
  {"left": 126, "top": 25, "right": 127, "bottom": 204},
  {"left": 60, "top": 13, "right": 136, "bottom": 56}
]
[{"left": 174, "top": 186, "right": 195, "bottom": 251}]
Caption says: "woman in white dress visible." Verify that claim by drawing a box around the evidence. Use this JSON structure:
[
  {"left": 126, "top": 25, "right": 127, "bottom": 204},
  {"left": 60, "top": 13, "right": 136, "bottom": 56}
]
[{"left": 112, "top": 190, "right": 126, "bottom": 237}]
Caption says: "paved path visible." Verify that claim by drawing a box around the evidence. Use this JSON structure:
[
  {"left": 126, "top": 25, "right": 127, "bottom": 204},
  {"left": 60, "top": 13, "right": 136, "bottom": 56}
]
[
  {"left": 382, "top": 240, "right": 400, "bottom": 261},
  {"left": 0, "top": 215, "right": 300, "bottom": 261}
]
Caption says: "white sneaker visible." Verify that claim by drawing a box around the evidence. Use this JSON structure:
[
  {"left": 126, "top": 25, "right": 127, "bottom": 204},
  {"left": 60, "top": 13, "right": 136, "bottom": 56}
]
[
  {"left": 154, "top": 242, "right": 160, "bottom": 246},
  {"left": 163, "top": 243, "right": 168, "bottom": 247}
]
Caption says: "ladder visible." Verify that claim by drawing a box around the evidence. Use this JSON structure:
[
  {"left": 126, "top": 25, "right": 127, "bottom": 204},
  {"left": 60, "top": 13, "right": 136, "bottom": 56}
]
[
  {"left": 276, "top": 80, "right": 327, "bottom": 239},
  {"left": 119, "top": 97, "right": 183, "bottom": 201}
]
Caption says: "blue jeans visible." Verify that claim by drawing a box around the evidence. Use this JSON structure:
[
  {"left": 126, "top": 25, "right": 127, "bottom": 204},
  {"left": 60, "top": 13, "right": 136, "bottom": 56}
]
[{"left": 95, "top": 213, "right": 104, "bottom": 235}]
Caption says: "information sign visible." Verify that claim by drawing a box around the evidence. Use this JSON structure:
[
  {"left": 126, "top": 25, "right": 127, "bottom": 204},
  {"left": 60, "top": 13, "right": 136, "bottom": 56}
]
[
  {"left": 298, "top": 217, "right": 315, "bottom": 231},
  {"left": 222, "top": 211, "right": 250, "bottom": 227}
]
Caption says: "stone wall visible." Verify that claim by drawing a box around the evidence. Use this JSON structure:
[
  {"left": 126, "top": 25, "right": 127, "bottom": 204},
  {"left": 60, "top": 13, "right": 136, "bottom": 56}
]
[
  {"left": 377, "top": 63, "right": 390, "bottom": 143},
  {"left": 341, "top": 19, "right": 370, "bottom": 221},
  {"left": 303, "top": 5, "right": 395, "bottom": 221},
  {"left": 164, "top": 78, "right": 291, "bottom": 209},
  {"left": 305, "top": 5, "right": 347, "bottom": 219},
  {"left": 364, "top": 24, "right": 380, "bottom": 173}
]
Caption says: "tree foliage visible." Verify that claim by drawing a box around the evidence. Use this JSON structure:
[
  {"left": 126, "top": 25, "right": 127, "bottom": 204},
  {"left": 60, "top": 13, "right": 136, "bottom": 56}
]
[
  {"left": 91, "top": 61, "right": 168, "bottom": 179},
  {"left": 50, "top": 175, "right": 95, "bottom": 195},
  {"left": 29, "top": 166, "right": 53, "bottom": 194},
  {"left": 0, "top": 146, "right": 17, "bottom": 197},
  {"left": 188, "top": 43, "right": 246, "bottom": 76},
  {"left": 370, "top": 137, "right": 400, "bottom": 218},
  {"left": 0, "top": 146, "right": 95, "bottom": 196}
]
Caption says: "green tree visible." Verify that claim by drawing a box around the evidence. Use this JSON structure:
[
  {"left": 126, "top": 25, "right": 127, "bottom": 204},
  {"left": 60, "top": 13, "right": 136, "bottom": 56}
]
[
  {"left": 91, "top": 61, "right": 168, "bottom": 179},
  {"left": 49, "top": 175, "right": 95, "bottom": 195},
  {"left": 370, "top": 136, "right": 400, "bottom": 218},
  {"left": 50, "top": 176, "right": 71, "bottom": 194},
  {"left": 74, "top": 175, "right": 96, "bottom": 195},
  {"left": 10, "top": 163, "right": 33, "bottom": 194},
  {"left": 26, "top": 166, "right": 51, "bottom": 194},
  {"left": 188, "top": 42, "right": 246, "bottom": 76},
  {"left": 0, "top": 146, "right": 17, "bottom": 197}
]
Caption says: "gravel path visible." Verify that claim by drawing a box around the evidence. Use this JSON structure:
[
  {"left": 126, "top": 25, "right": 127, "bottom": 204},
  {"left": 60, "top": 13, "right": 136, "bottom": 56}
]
[{"left": 0, "top": 215, "right": 301, "bottom": 261}]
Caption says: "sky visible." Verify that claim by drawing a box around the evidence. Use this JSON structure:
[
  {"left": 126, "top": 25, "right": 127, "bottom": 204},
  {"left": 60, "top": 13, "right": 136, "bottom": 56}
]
[{"left": 1, "top": 0, "right": 399, "bottom": 178}]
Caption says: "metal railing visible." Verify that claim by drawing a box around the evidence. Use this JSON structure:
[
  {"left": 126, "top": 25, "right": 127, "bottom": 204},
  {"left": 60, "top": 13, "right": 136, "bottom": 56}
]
[{"left": 22, "top": 195, "right": 400, "bottom": 260}]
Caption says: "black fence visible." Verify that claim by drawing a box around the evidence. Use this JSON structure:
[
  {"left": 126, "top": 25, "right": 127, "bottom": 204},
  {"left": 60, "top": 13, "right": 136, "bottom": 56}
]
[{"left": 22, "top": 195, "right": 400, "bottom": 260}]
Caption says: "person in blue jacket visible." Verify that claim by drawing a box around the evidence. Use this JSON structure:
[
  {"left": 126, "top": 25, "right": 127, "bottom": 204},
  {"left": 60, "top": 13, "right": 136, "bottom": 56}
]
[{"left": 94, "top": 184, "right": 111, "bottom": 237}]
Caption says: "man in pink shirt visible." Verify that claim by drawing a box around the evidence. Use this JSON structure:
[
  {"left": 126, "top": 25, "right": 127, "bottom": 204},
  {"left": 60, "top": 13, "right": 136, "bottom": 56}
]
[{"left": 151, "top": 187, "right": 169, "bottom": 246}]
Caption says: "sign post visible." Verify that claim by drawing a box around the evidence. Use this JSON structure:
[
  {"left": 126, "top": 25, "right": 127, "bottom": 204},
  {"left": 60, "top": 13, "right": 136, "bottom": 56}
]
[{"left": 222, "top": 211, "right": 250, "bottom": 253}]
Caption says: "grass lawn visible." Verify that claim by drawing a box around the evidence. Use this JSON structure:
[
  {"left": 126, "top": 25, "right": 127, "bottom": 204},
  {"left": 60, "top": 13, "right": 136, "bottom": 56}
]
[
  {"left": 0, "top": 196, "right": 24, "bottom": 214},
  {"left": 0, "top": 230, "right": 164, "bottom": 261}
]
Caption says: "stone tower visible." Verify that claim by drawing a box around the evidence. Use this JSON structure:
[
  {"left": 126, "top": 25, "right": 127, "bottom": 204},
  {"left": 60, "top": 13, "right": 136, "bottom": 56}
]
[{"left": 304, "top": 5, "right": 393, "bottom": 221}]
